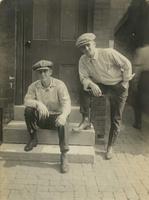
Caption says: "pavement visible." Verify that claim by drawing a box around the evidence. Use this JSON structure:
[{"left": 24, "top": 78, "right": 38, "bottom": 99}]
[{"left": 0, "top": 105, "right": 149, "bottom": 200}]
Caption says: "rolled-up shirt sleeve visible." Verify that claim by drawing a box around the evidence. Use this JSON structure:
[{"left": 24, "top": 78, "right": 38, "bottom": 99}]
[
  {"left": 79, "top": 58, "right": 94, "bottom": 90},
  {"left": 110, "top": 49, "right": 133, "bottom": 82},
  {"left": 58, "top": 82, "right": 71, "bottom": 118},
  {"left": 24, "top": 84, "right": 39, "bottom": 108}
]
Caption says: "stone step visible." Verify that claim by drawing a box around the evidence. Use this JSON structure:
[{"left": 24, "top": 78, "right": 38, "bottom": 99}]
[
  {"left": 14, "top": 105, "right": 82, "bottom": 122},
  {"left": 3, "top": 121, "right": 95, "bottom": 146},
  {"left": 0, "top": 144, "right": 95, "bottom": 163}
]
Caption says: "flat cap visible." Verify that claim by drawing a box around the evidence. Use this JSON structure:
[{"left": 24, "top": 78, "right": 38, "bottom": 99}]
[
  {"left": 76, "top": 33, "right": 96, "bottom": 47},
  {"left": 32, "top": 60, "right": 53, "bottom": 71}
]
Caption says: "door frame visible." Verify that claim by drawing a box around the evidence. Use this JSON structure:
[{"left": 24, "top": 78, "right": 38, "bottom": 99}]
[{"left": 15, "top": 0, "right": 94, "bottom": 105}]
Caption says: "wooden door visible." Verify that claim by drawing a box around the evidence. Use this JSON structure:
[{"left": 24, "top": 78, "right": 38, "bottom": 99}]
[{"left": 15, "top": 0, "right": 94, "bottom": 105}]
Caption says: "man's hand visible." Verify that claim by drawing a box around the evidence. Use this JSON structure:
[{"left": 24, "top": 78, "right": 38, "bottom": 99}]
[
  {"left": 121, "top": 81, "right": 129, "bottom": 90},
  {"left": 55, "top": 114, "right": 66, "bottom": 127},
  {"left": 36, "top": 102, "right": 49, "bottom": 119},
  {"left": 88, "top": 82, "right": 102, "bottom": 97}
]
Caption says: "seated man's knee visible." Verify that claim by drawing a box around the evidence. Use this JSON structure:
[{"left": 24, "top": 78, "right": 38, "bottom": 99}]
[{"left": 24, "top": 107, "right": 36, "bottom": 117}]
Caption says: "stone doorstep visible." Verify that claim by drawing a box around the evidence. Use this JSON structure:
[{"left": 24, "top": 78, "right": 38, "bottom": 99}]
[
  {"left": 14, "top": 105, "right": 82, "bottom": 122},
  {"left": 3, "top": 121, "right": 95, "bottom": 146},
  {"left": 0, "top": 144, "right": 95, "bottom": 163}
]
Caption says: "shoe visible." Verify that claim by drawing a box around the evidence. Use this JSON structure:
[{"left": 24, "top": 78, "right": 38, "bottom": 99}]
[
  {"left": 24, "top": 138, "right": 38, "bottom": 152},
  {"left": 105, "top": 146, "right": 113, "bottom": 160},
  {"left": 72, "top": 119, "right": 91, "bottom": 132},
  {"left": 60, "top": 153, "right": 69, "bottom": 173}
]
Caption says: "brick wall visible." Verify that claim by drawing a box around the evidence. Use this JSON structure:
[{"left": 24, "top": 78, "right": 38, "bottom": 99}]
[
  {"left": 0, "top": 0, "right": 15, "bottom": 123},
  {"left": 94, "top": 0, "right": 130, "bottom": 47},
  {"left": 92, "top": 0, "right": 130, "bottom": 136}
]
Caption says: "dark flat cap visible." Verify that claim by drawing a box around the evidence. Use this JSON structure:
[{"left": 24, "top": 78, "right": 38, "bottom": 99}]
[
  {"left": 76, "top": 33, "right": 96, "bottom": 47},
  {"left": 32, "top": 60, "right": 53, "bottom": 71}
]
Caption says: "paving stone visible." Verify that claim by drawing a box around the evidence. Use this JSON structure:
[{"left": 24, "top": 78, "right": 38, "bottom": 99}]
[
  {"left": 102, "top": 191, "right": 115, "bottom": 200},
  {"left": 132, "top": 182, "right": 148, "bottom": 195},
  {"left": 0, "top": 190, "right": 10, "bottom": 200},
  {"left": 114, "top": 191, "right": 128, "bottom": 200},
  {"left": 35, "top": 191, "right": 55, "bottom": 200},
  {"left": 8, "top": 190, "right": 35, "bottom": 200},
  {"left": 123, "top": 186, "right": 139, "bottom": 199},
  {"left": 60, "top": 192, "right": 74, "bottom": 200},
  {"left": 139, "top": 193, "right": 149, "bottom": 200}
]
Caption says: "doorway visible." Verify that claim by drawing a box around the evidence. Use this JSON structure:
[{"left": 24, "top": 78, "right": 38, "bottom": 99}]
[{"left": 15, "top": 0, "right": 94, "bottom": 105}]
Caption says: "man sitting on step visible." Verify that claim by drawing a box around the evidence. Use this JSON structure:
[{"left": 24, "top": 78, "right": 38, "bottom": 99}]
[{"left": 24, "top": 60, "right": 71, "bottom": 173}]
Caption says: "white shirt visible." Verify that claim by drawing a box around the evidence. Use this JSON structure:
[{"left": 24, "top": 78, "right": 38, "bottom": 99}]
[
  {"left": 79, "top": 48, "right": 133, "bottom": 90},
  {"left": 24, "top": 77, "right": 71, "bottom": 118}
]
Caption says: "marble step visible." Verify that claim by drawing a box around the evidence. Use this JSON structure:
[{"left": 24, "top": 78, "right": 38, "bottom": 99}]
[
  {"left": 14, "top": 105, "right": 82, "bottom": 122},
  {"left": 0, "top": 144, "right": 95, "bottom": 163},
  {"left": 3, "top": 121, "right": 95, "bottom": 146}
]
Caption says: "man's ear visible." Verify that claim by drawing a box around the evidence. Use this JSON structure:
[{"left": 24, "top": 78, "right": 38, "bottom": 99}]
[
  {"left": 49, "top": 68, "right": 53, "bottom": 75},
  {"left": 93, "top": 41, "right": 96, "bottom": 47}
]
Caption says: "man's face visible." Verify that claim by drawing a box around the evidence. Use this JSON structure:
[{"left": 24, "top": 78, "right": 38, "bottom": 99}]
[
  {"left": 37, "top": 68, "right": 52, "bottom": 81},
  {"left": 79, "top": 41, "right": 96, "bottom": 57}
]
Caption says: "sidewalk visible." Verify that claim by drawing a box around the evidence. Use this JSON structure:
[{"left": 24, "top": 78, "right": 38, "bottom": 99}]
[{"left": 0, "top": 105, "right": 149, "bottom": 200}]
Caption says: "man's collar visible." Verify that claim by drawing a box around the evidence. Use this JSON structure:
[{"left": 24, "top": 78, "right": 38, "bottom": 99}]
[
  {"left": 86, "top": 48, "right": 98, "bottom": 62},
  {"left": 49, "top": 78, "right": 56, "bottom": 87},
  {"left": 38, "top": 77, "right": 56, "bottom": 89},
  {"left": 91, "top": 49, "right": 98, "bottom": 60}
]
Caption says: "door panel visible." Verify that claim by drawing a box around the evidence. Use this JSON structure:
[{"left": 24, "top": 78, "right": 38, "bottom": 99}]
[
  {"left": 16, "top": 0, "right": 93, "bottom": 105},
  {"left": 61, "top": 0, "right": 78, "bottom": 41},
  {"left": 33, "top": 0, "right": 48, "bottom": 40}
]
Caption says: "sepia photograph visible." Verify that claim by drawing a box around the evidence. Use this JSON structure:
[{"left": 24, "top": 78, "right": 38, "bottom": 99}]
[{"left": 0, "top": 0, "right": 149, "bottom": 199}]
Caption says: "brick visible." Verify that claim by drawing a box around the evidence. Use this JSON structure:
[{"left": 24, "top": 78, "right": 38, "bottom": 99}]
[
  {"left": 94, "top": 0, "right": 130, "bottom": 49},
  {"left": 123, "top": 186, "right": 139, "bottom": 199},
  {"left": 114, "top": 191, "right": 127, "bottom": 200}
]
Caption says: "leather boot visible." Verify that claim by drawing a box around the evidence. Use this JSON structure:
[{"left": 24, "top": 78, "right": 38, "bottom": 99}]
[
  {"left": 72, "top": 117, "right": 91, "bottom": 132},
  {"left": 60, "top": 152, "right": 69, "bottom": 173},
  {"left": 24, "top": 132, "right": 38, "bottom": 152},
  {"left": 105, "top": 146, "right": 113, "bottom": 160}
]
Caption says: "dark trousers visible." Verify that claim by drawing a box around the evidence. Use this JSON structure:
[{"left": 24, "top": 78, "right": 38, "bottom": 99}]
[
  {"left": 24, "top": 107, "right": 69, "bottom": 153},
  {"left": 133, "top": 89, "right": 142, "bottom": 126},
  {"left": 131, "top": 70, "right": 149, "bottom": 126},
  {"left": 80, "top": 82, "right": 128, "bottom": 146}
]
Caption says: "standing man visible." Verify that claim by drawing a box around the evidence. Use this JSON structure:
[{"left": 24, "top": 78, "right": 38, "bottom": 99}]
[
  {"left": 24, "top": 60, "right": 71, "bottom": 173},
  {"left": 131, "top": 46, "right": 149, "bottom": 129},
  {"left": 74, "top": 33, "right": 133, "bottom": 159}
]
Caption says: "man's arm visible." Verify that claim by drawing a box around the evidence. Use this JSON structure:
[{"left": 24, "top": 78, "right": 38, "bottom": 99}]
[
  {"left": 24, "top": 83, "right": 49, "bottom": 118},
  {"left": 58, "top": 82, "right": 71, "bottom": 117},
  {"left": 79, "top": 58, "right": 102, "bottom": 96},
  {"left": 79, "top": 58, "right": 95, "bottom": 91},
  {"left": 24, "top": 84, "right": 39, "bottom": 108}
]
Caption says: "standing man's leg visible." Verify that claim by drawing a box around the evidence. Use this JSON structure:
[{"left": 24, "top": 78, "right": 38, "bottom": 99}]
[
  {"left": 106, "top": 85, "right": 128, "bottom": 159},
  {"left": 73, "top": 88, "right": 91, "bottom": 131}
]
